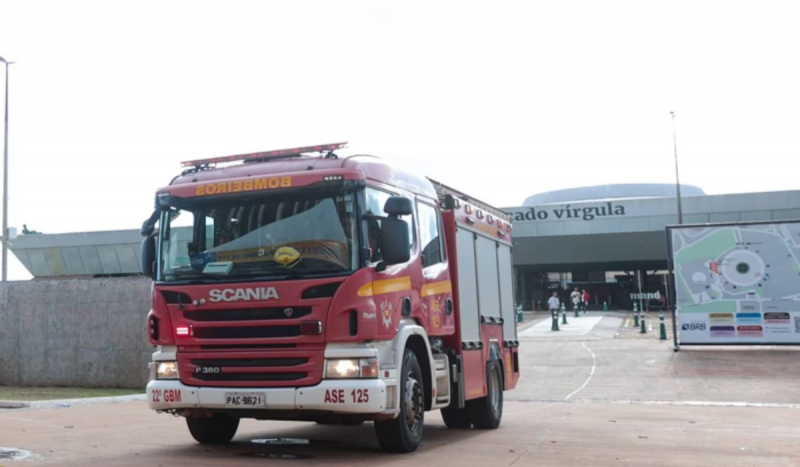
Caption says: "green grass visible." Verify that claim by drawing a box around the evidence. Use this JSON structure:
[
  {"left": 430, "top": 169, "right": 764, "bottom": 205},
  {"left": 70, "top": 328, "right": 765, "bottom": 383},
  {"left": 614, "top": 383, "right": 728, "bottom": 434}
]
[
  {"left": 0, "top": 386, "right": 143, "bottom": 401},
  {"left": 676, "top": 269, "right": 694, "bottom": 303},
  {"left": 675, "top": 229, "right": 737, "bottom": 265}
]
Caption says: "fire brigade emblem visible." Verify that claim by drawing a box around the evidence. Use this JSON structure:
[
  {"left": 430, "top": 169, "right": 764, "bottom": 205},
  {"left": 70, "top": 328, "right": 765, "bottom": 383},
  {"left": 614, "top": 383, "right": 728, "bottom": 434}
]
[{"left": 380, "top": 301, "right": 393, "bottom": 329}]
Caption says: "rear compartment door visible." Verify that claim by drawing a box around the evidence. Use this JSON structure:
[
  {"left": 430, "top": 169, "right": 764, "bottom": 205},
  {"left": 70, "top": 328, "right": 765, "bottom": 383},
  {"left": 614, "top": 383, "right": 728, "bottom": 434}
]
[
  {"left": 497, "top": 243, "right": 517, "bottom": 341},
  {"left": 455, "top": 228, "right": 481, "bottom": 346}
]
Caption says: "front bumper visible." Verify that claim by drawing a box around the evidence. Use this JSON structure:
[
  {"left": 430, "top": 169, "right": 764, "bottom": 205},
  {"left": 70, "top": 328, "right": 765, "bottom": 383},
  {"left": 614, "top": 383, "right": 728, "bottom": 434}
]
[{"left": 147, "top": 378, "right": 387, "bottom": 414}]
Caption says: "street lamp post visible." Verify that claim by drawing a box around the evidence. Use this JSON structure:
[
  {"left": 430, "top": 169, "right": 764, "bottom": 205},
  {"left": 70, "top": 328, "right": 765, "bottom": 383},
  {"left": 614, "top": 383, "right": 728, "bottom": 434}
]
[
  {"left": 667, "top": 111, "right": 683, "bottom": 351},
  {"left": 1, "top": 56, "right": 12, "bottom": 282},
  {"left": 670, "top": 111, "right": 683, "bottom": 225}
]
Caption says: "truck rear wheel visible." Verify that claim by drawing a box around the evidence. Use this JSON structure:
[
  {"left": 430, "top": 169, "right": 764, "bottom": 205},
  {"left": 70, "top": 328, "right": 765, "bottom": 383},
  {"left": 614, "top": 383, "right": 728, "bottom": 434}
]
[
  {"left": 468, "top": 360, "right": 503, "bottom": 429},
  {"left": 441, "top": 407, "right": 472, "bottom": 429},
  {"left": 186, "top": 415, "right": 240, "bottom": 444},
  {"left": 374, "top": 349, "right": 425, "bottom": 453}
]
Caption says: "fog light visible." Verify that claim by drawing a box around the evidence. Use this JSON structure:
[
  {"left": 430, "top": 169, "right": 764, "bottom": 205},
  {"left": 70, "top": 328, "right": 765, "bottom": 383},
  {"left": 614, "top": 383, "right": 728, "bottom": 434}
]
[
  {"left": 325, "top": 358, "right": 377, "bottom": 379},
  {"left": 301, "top": 320, "right": 323, "bottom": 335},
  {"left": 156, "top": 361, "right": 179, "bottom": 379}
]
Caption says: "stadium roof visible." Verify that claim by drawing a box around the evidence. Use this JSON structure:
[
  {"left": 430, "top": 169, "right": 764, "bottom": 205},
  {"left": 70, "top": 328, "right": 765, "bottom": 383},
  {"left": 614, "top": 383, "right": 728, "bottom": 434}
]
[
  {"left": 10, "top": 230, "right": 142, "bottom": 278},
  {"left": 524, "top": 183, "right": 705, "bottom": 205}
]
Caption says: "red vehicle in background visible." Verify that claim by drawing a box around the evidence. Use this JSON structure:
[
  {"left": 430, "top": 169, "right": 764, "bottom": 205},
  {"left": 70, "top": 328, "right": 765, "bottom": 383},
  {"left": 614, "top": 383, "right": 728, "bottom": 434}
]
[{"left": 141, "top": 143, "right": 520, "bottom": 453}]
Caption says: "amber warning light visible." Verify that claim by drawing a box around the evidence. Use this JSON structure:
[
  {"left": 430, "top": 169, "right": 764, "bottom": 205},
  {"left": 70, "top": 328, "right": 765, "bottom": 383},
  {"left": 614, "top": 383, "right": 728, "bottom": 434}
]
[{"left": 181, "top": 142, "right": 348, "bottom": 168}]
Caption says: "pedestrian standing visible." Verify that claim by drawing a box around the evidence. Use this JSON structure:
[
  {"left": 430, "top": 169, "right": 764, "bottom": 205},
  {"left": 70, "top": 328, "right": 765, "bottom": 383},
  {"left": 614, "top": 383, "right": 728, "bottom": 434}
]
[
  {"left": 582, "top": 289, "right": 590, "bottom": 314},
  {"left": 570, "top": 288, "right": 581, "bottom": 313},
  {"left": 548, "top": 291, "right": 560, "bottom": 314}
]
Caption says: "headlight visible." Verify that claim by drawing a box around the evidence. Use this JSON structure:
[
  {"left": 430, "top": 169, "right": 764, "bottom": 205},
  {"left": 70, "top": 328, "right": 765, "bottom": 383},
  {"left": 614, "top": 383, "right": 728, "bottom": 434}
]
[
  {"left": 325, "top": 358, "right": 378, "bottom": 379},
  {"left": 156, "top": 361, "right": 179, "bottom": 379}
]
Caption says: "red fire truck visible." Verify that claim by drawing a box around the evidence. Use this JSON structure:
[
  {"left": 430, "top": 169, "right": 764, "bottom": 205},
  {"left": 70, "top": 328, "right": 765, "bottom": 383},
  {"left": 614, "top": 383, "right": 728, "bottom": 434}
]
[{"left": 141, "top": 143, "right": 520, "bottom": 452}]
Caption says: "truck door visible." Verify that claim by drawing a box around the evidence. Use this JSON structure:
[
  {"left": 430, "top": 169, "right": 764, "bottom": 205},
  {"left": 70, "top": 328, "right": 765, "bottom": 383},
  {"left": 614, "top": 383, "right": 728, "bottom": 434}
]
[
  {"left": 364, "top": 186, "right": 417, "bottom": 340},
  {"left": 416, "top": 200, "right": 454, "bottom": 335}
]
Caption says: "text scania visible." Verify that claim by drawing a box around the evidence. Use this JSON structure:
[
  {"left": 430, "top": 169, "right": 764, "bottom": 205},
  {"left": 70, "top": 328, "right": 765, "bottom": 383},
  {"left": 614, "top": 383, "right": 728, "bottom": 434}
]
[
  {"left": 209, "top": 287, "right": 280, "bottom": 302},
  {"left": 512, "top": 202, "right": 626, "bottom": 222}
]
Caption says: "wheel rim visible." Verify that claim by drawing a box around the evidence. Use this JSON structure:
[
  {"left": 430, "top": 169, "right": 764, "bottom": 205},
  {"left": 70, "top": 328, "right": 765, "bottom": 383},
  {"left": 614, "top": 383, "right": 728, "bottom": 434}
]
[
  {"left": 489, "top": 367, "right": 501, "bottom": 416},
  {"left": 404, "top": 372, "right": 424, "bottom": 432}
]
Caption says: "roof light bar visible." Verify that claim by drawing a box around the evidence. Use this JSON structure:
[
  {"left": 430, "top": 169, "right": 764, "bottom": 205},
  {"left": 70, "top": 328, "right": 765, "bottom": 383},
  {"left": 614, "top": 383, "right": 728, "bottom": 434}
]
[{"left": 181, "top": 142, "right": 348, "bottom": 168}]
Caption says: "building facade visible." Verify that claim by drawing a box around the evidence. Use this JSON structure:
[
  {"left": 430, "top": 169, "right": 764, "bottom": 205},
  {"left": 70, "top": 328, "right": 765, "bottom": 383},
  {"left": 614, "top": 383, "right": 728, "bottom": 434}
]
[{"left": 506, "top": 185, "right": 800, "bottom": 311}]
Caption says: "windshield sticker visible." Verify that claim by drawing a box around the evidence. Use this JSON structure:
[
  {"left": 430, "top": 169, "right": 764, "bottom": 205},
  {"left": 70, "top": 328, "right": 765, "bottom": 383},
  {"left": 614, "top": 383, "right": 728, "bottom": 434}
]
[
  {"left": 195, "top": 177, "right": 292, "bottom": 196},
  {"left": 275, "top": 247, "right": 301, "bottom": 269}
]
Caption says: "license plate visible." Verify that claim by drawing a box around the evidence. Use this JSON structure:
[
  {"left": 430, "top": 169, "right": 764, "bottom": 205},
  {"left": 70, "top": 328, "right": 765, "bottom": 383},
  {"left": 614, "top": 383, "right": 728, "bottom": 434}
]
[{"left": 225, "top": 392, "right": 266, "bottom": 407}]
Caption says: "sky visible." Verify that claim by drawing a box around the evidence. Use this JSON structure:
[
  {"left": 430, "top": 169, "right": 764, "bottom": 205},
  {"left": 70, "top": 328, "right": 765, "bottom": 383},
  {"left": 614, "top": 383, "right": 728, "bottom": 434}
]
[{"left": 1, "top": 0, "right": 799, "bottom": 280}]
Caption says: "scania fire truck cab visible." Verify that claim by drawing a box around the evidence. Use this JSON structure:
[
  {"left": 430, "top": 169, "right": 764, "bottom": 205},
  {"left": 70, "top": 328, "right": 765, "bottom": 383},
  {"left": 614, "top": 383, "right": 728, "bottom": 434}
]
[{"left": 142, "top": 143, "right": 519, "bottom": 453}]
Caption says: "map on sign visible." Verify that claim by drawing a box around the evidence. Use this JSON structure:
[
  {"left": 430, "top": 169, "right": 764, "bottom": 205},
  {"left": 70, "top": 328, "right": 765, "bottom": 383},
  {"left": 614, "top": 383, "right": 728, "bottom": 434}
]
[{"left": 670, "top": 222, "right": 800, "bottom": 344}]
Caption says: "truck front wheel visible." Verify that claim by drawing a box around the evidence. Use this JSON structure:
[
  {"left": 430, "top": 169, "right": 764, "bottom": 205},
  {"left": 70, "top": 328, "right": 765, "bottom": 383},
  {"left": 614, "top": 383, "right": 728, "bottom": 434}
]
[
  {"left": 468, "top": 360, "right": 503, "bottom": 429},
  {"left": 186, "top": 415, "right": 240, "bottom": 444},
  {"left": 374, "top": 349, "right": 425, "bottom": 453}
]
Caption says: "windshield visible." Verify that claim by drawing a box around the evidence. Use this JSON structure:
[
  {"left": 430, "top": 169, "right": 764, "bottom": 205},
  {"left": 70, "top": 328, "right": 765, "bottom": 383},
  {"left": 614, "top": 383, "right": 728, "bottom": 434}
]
[{"left": 157, "top": 191, "right": 359, "bottom": 282}]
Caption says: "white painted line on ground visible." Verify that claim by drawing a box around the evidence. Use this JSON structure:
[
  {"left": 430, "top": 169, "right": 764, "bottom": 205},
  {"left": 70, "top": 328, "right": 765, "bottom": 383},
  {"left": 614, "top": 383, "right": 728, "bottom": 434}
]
[
  {"left": 520, "top": 316, "right": 603, "bottom": 337},
  {"left": 506, "top": 397, "right": 800, "bottom": 409},
  {"left": 563, "top": 339, "right": 597, "bottom": 401}
]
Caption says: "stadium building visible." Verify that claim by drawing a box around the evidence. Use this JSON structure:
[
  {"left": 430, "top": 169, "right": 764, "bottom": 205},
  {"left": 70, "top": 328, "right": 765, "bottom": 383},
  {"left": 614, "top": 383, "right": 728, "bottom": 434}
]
[{"left": 10, "top": 184, "right": 800, "bottom": 311}]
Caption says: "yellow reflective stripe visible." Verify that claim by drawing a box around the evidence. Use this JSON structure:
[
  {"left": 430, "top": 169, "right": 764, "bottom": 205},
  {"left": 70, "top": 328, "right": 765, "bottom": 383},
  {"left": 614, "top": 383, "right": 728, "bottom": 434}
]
[
  {"left": 421, "top": 280, "right": 452, "bottom": 297},
  {"left": 357, "top": 283, "right": 374, "bottom": 297},
  {"left": 357, "top": 277, "right": 412, "bottom": 297}
]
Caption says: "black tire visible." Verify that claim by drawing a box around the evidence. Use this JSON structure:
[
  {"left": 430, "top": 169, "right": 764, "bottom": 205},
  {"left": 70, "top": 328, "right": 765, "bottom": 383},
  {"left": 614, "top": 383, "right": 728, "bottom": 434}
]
[
  {"left": 468, "top": 361, "right": 503, "bottom": 429},
  {"left": 374, "top": 349, "right": 425, "bottom": 453},
  {"left": 186, "top": 415, "right": 240, "bottom": 444},
  {"left": 441, "top": 407, "right": 472, "bottom": 429}
]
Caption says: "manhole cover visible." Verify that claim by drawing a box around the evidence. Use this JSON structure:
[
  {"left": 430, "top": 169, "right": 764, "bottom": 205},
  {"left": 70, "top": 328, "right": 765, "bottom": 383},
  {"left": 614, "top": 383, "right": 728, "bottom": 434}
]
[
  {"left": 0, "top": 447, "right": 34, "bottom": 461},
  {"left": 250, "top": 438, "right": 310, "bottom": 445},
  {"left": 0, "top": 450, "right": 19, "bottom": 459}
]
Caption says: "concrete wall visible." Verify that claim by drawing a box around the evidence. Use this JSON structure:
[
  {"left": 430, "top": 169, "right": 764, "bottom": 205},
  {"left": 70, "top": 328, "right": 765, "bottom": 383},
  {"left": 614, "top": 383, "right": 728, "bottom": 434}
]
[{"left": 0, "top": 277, "right": 152, "bottom": 388}]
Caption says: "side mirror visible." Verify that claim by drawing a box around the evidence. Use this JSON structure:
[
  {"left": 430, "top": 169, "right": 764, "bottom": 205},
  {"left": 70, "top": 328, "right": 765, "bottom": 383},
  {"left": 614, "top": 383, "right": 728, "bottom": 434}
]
[
  {"left": 384, "top": 196, "right": 413, "bottom": 217},
  {"left": 141, "top": 235, "right": 156, "bottom": 279},
  {"left": 380, "top": 217, "right": 410, "bottom": 266},
  {"left": 141, "top": 209, "right": 162, "bottom": 236}
]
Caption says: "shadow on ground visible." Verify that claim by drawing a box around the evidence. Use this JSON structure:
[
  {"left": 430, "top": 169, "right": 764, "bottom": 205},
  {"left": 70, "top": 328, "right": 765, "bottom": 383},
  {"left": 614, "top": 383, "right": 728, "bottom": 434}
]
[{"left": 144, "top": 421, "right": 488, "bottom": 463}]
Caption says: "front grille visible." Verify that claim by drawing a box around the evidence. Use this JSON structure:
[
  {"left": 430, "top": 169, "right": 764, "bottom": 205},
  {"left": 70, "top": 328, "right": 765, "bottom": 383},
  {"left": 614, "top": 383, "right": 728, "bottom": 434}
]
[
  {"left": 184, "top": 307, "right": 312, "bottom": 322},
  {"left": 191, "top": 358, "right": 308, "bottom": 367},
  {"left": 199, "top": 344, "right": 296, "bottom": 350},
  {"left": 179, "top": 350, "right": 323, "bottom": 387},
  {"left": 193, "top": 325, "right": 301, "bottom": 339},
  {"left": 194, "top": 372, "right": 307, "bottom": 382}
]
